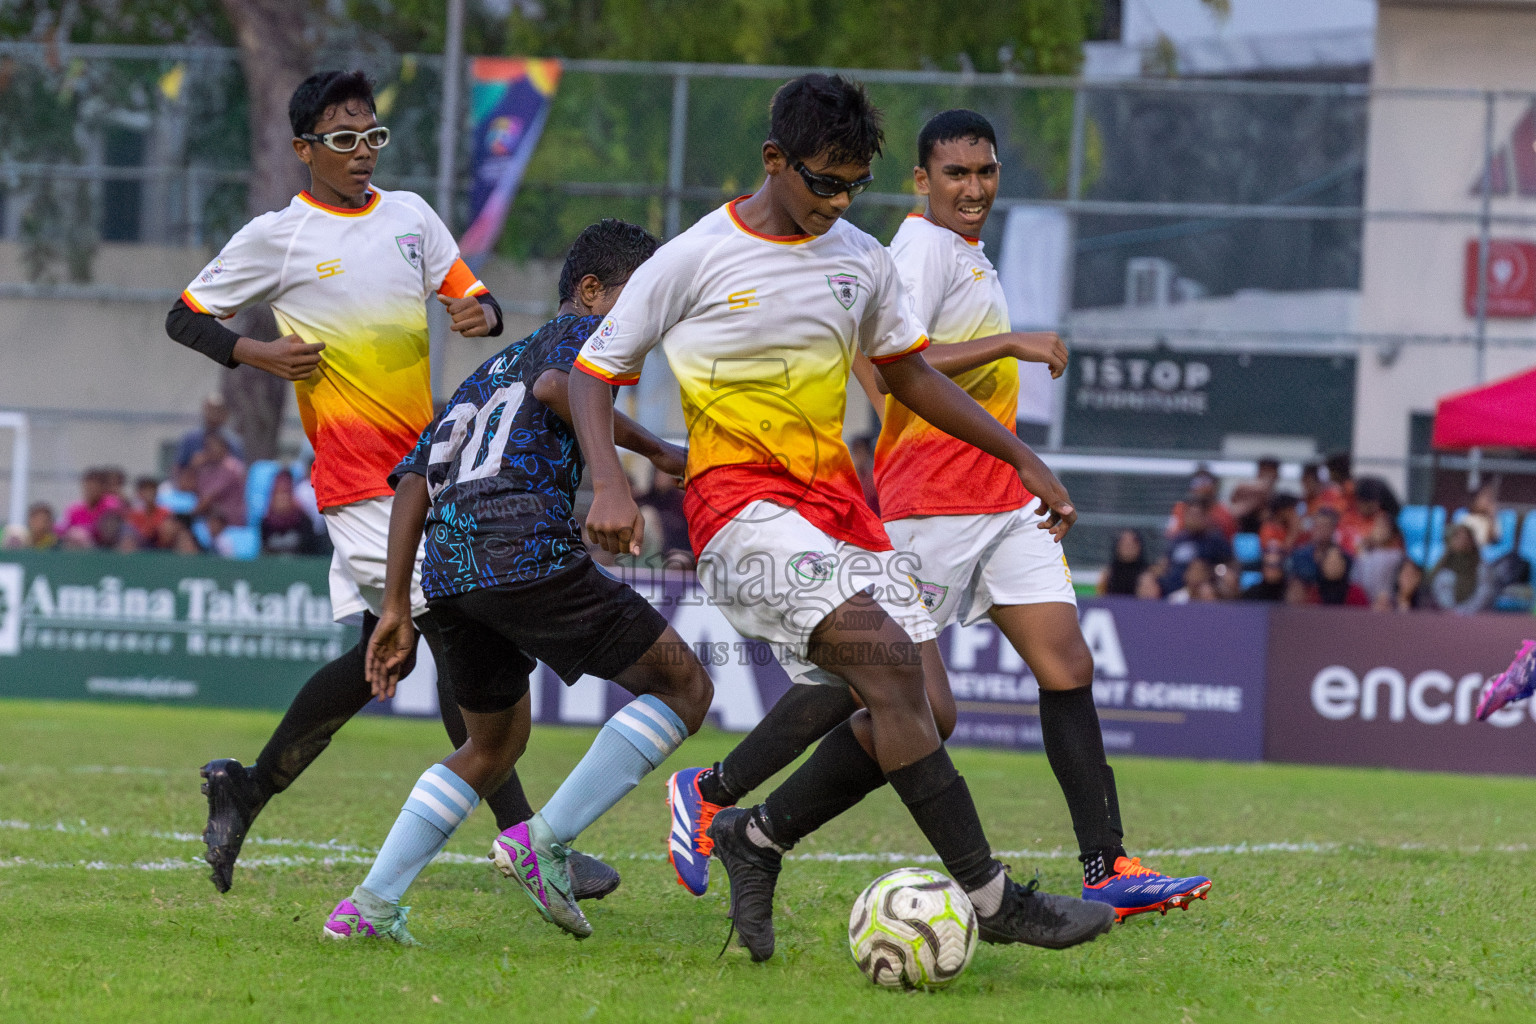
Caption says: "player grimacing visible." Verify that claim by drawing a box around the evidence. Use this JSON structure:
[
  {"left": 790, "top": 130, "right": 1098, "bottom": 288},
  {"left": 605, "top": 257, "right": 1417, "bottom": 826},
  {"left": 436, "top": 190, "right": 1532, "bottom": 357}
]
[
  {"left": 166, "top": 70, "right": 614, "bottom": 900},
  {"left": 568, "top": 74, "right": 1117, "bottom": 961}
]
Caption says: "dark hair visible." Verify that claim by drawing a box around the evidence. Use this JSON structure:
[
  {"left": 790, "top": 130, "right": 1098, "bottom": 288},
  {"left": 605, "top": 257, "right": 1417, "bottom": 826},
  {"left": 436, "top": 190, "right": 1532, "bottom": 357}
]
[
  {"left": 558, "top": 219, "right": 660, "bottom": 305},
  {"left": 1256, "top": 456, "right": 1280, "bottom": 473},
  {"left": 1267, "top": 491, "right": 1299, "bottom": 515},
  {"left": 917, "top": 108, "right": 997, "bottom": 168},
  {"left": 1325, "top": 451, "right": 1352, "bottom": 482},
  {"left": 769, "top": 74, "right": 884, "bottom": 167},
  {"left": 134, "top": 476, "right": 159, "bottom": 490},
  {"left": 289, "top": 71, "right": 376, "bottom": 137}
]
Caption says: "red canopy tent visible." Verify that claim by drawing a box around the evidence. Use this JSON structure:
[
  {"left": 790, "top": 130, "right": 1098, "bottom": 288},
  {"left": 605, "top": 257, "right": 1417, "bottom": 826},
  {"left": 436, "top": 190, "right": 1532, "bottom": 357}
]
[{"left": 1432, "top": 365, "right": 1536, "bottom": 451}]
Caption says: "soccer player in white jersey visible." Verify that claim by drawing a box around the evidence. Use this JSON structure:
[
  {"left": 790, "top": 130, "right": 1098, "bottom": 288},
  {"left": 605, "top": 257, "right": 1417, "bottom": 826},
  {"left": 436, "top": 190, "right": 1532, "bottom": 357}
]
[
  {"left": 862, "top": 109, "right": 1212, "bottom": 920},
  {"left": 165, "top": 70, "right": 615, "bottom": 900},
  {"left": 569, "top": 74, "right": 1116, "bottom": 960}
]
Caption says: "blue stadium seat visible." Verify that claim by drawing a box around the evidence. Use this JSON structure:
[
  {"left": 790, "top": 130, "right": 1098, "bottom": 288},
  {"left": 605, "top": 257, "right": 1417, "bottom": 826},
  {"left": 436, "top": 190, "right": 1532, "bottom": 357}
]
[
  {"left": 1399, "top": 505, "right": 1447, "bottom": 567},
  {"left": 245, "top": 459, "right": 282, "bottom": 527},
  {"left": 222, "top": 526, "right": 260, "bottom": 561},
  {"left": 1519, "top": 510, "right": 1536, "bottom": 568},
  {"left": 1240, "top": 570, "right": 1262, "bottom": 591},
  {"left": 1232, "top": 532, "right": 1262, "bottom": 566}
]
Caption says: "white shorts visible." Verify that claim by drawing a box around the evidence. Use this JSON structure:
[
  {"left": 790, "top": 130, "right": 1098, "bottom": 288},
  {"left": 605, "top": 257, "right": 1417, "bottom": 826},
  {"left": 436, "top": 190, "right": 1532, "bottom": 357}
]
[
  {"left": 884, "top": 505, "right": 1076, "bottom": 631},
  {"left": 698, "top": 501, "right": 939, "bottom": 687},
  {"left": 323, "top": 496, "right": 427, "bottom": 621}
]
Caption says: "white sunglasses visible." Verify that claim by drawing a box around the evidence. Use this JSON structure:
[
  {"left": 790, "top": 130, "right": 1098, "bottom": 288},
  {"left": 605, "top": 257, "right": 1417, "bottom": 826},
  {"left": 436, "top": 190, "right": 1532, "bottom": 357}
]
[{"left": 297, "top": 126, "right": 391, "bottom": 153}]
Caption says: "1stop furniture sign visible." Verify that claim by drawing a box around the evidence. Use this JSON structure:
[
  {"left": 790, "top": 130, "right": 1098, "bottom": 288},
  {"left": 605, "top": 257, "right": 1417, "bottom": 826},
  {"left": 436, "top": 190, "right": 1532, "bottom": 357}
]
[{"left": 1464, "top": 238, "right": 1536, "bottom": 317}]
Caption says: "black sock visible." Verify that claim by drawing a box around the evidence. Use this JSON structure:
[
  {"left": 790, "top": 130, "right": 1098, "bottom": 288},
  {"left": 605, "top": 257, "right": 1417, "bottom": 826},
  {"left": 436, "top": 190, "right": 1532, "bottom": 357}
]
[
  {"left": 251, "top": 641, "right": 371, "bottom": 795},
  {"left": 431, "top": 627, "right": 534, "bottom": 830},
  {"left": 886, "top": 747, "right": 998, "bottom": 892},
  {"left": 759, "top": 719, "right": 888, "bottom": 848},
  {"left": 711, "top": 685, "right": 859, "bottom": 805},
  {"left": 1039, "top": 687, "right": 1121, "bottom": 857}
]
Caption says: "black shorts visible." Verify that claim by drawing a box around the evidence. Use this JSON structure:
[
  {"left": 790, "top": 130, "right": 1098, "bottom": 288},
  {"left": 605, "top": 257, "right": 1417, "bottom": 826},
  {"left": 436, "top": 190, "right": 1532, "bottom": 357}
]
[{"left": 418, "top": 557, "right": 669, "bottom": 714}]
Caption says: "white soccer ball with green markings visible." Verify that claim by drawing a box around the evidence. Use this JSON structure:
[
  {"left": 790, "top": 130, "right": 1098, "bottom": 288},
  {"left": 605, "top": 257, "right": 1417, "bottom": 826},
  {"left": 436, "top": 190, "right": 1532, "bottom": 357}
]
[{"left": 848, "top": 867, "right": 978, "bottom": 990}]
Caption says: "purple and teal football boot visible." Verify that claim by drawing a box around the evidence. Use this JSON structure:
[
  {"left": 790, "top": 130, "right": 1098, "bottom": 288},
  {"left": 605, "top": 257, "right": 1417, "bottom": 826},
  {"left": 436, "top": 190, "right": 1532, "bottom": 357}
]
[{"left": 492, "top": 818, "right": 591, "bottom": 939}]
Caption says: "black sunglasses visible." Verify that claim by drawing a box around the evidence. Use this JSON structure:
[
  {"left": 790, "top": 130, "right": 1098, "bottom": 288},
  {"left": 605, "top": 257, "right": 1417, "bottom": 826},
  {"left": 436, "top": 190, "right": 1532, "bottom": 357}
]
[{"left": 770, "top": 139, "right": 874, "bottom": 198}]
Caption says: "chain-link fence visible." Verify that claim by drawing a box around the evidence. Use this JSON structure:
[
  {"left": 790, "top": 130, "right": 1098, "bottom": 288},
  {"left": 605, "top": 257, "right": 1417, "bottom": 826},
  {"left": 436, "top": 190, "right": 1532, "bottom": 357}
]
[{"left": 5, "top": 42, "right": 1536, "bottom": 563}]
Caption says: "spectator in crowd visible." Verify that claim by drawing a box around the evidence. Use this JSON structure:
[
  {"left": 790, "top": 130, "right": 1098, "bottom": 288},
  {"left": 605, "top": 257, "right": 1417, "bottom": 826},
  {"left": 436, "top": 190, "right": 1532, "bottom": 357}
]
[
  {"left": 1161, "top": 495, "right": 1233, "bottom": 594},
  {"left": 634, "top": 468, "right": 692, "bottom": 568},
  {"left": 849, "top": 434, "right": 879, "bottom": 516},
  {"left": 290, "top": 459, "right": 327, "bottom": 537},
  {"left": 176, "top": 393, "right": 244, "bottom": 470},
  {"left": 1134, "top": 567, "right": 1164, "bottom": 600},
  {"left": 1325, "top": 452, "right": 1356, "bottom": 513},
  {"left": 58, "top": 467, "right": 124, "bottom": 547},
  {"left": 1299, "top": 461, "right": 1344, "bottom": 517},
  {"left": 1351, "top": 511, "right": 1404, "bottom": 608},
  {"left": 1166, "top": 557, "right": 1212, "bottom": 605},
  {"left": 1213, "top": 560, "right": 1243, "bottom": 601},
  {"left": 125, "top": 476, "right": 177, "bottom": 550},
  {"left": 1229, "top": 457, "right": 1280, "bottom": 534},
  {"left": 1165, "top": 466, "right": 1236, "bottom": 540},
  {"left": 1259, "top": 491, "right": 1301, "bottom": 551},
  {"left": 1315, "top": 544, "right": 1370, "bottom": 607},
  {"left": 1242, "top": 546, "right": 1290, "bottom": 601},
  {"left": 1429, "top": 524, "right": 1480, "bottom": 610},
  {"left": 29, "top": 502, "right": 59, "bottom": 550},
  {"left": 1390, "top": 559, "right": 1428, "bottom": 612},
  {"left": 1337, "top": 477, "right": 1398, "bottom": 555},
  {"left": 260, "top": 469, "right": 323, "bottom": 556},
  {"left": 203, "top": 509, "right": 237, "bottom": 557},
  {"left": 1288, "top": 506, "right": 1340, "bottom": 584},
  {"left": 1098, "top": 529, "right": 1147, "bottom": 596},
  {"left": 192, "top": 433, "right": 247, "bottom": 527},
  {"left": 93, "top": 506, "right": 135, "bottom": 553},
  {"left": 1459, "top": 480, "right": 1502, "bottom": 548}
]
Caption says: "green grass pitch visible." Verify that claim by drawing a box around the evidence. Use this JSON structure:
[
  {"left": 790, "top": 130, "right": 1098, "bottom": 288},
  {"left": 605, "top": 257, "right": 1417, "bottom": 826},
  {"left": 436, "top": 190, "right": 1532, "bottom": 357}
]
[{"left": 1, "top": 698, "right": 1533, "bottom": 1023}]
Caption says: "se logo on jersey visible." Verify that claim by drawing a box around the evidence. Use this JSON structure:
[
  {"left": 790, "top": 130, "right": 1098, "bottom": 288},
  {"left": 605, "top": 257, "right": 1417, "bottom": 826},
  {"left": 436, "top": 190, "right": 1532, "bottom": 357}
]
[
  {"left": 396, "top": 233, "right": 423, "bottom": 270},
  {"left": 827, "top": 274, "right": 860, "bottom": 310},
  {"left": 199, "top": 258, "right": 226, "bottom": 284},
  {"left": 316, "top": 259, "right": 344, "bottom": 280}
]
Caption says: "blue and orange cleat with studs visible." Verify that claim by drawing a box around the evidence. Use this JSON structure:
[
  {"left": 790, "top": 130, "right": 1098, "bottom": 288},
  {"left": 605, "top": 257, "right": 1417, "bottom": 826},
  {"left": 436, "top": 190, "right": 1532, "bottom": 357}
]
[
  {"left": 667, "top": 767, "right": 722, "bottom": 896},
  {"left": 1083, "top": 856, "right": 1212, "bottom": 921}
]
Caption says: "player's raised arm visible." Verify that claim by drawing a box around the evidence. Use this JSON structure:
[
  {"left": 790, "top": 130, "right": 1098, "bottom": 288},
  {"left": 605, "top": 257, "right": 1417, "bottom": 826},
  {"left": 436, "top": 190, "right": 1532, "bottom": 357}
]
[
  {"left": 857, "top": 331, "right": 1067, "bottom": 395},
  {"left": 533, "top": 369, "right": 686, "bottom": 478},
  {"left": 880, "top": 352, "right": 1074, "bottom": 538}
]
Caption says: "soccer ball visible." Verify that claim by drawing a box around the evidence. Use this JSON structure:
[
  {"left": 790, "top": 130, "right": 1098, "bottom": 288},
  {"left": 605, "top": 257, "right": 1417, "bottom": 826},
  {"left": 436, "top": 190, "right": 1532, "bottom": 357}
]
[{"left": 848, "top": 867, "right": 978, "bottom": 990}]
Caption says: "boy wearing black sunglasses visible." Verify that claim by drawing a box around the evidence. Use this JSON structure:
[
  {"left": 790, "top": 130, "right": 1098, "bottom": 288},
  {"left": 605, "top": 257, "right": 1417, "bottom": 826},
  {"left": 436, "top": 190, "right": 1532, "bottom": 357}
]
[
  {"left": 165, "top": 69, "right": 618, "bottom": 902},
  {"left": 569, "top": 73, "right": 1112, "bottom": 960}
]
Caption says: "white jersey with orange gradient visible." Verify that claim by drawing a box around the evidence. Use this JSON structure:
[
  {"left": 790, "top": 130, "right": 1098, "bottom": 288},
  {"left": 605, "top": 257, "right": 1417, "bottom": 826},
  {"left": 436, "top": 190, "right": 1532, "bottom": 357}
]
[
  {"left": 574, "top": 198, "right": 929, "bottom": 554},
  {"left": 181, "top": 187, "right": 486, "bottom": 511}
]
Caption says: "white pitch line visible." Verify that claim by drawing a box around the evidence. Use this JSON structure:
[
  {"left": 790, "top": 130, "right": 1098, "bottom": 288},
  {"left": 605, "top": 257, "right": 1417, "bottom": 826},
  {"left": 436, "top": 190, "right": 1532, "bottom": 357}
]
[{"left": 0, "top": 817, "right": 1532, "bottom": 872}]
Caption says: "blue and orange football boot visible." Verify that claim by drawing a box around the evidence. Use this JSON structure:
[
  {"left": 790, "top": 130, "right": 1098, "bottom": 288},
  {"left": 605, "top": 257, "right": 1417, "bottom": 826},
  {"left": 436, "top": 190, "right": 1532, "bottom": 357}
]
[
  {"left": 1083, "top": 856, "right": 1212, "bottom": 921},
  {"left": 667, "top": 767, "right": 723, "bottom": 896}
]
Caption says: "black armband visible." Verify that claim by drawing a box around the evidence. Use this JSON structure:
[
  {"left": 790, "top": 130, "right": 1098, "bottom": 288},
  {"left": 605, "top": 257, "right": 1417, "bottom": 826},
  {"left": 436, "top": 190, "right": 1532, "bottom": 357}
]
[
  {"left": 477, "top": 292, "right": 506, "bottom": 337},
  {"left": 166, "top": 298, "right": 241, "bottom": 368}
]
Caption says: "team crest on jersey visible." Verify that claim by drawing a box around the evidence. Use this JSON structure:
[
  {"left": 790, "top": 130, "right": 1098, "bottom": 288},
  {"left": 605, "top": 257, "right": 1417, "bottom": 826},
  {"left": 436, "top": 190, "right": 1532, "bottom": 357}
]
[
  {"left": 907, "top": 574, "right": 949, "bottom": 613},
  {"left": 395, "top": 233, "right": 423, "bottom": 270},
  {"left": 789, "top": 550, "right": 838, "bottom": 584},
  {"left": 827, "top": 273, "right": 861, "bottom": 310},
  {"left": 198, "top": 258, "right": 226, "bottom": 284},
  {"left": 587, "top": 316, "right": 618, "bottom": 353}
]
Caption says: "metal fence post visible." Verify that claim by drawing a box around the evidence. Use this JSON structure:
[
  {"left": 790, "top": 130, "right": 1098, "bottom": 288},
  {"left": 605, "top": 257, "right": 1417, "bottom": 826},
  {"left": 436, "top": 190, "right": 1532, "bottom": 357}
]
[
  {"left": 1470, "top": 90, "right": 1496, "bottom": 488},
  {"left": 665, "top": 72, "right": 689, "bottom": 240},
  {"left": 1050, "top": 83, "right": 1089, "bottom": 452}
]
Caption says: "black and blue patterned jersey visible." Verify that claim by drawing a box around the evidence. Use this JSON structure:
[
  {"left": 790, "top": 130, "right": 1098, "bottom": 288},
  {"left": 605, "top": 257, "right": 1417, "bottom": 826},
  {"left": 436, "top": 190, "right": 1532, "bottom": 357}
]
[{"left": 391, "top": 314, "right": 600, "bottom": 599}]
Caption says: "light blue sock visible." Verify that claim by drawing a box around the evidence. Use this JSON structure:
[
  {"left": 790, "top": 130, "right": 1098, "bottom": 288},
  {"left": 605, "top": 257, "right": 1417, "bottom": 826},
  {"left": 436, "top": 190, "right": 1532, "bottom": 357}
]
[
  {"left": 540, "top": 695, "right": 687, "bottom": 844},
  {"left": 360, "top": 763, "right": 480, "bottom": 905}
]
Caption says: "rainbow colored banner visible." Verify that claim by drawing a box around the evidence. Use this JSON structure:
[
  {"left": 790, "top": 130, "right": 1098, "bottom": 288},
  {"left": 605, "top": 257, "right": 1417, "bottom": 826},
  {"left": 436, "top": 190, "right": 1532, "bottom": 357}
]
[{"left": 460, "top": 57, "right": 561, "bottom": 268}]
